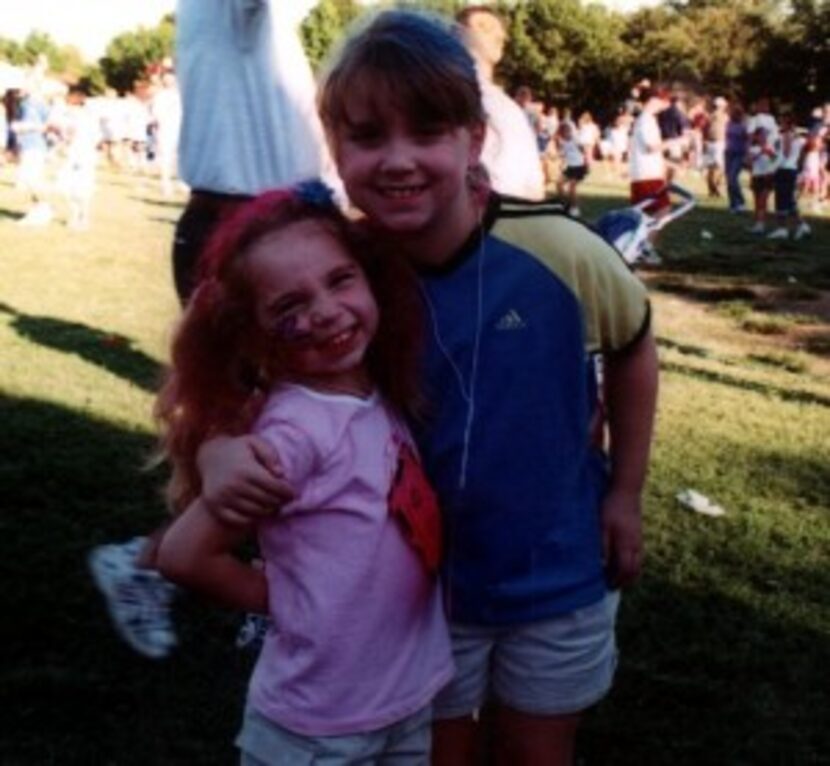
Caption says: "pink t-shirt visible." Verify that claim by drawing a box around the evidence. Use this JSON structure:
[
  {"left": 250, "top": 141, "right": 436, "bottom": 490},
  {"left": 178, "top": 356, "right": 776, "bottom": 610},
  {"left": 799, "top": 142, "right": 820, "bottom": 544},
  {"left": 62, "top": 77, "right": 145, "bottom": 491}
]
[{"left": 247, "top": 384, "right": 454, "bottom": 736}]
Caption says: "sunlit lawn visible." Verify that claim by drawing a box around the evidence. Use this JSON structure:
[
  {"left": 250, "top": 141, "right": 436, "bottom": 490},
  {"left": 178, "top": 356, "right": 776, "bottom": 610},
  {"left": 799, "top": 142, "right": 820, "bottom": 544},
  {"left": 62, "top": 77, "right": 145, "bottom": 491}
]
[{"left": 1, "top": 159, "right": 828, "bottom": 764}]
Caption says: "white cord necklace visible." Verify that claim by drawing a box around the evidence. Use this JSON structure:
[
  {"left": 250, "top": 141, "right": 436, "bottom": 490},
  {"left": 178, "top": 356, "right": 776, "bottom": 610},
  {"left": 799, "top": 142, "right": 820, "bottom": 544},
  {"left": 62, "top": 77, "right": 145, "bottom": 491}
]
[{"left": 421, "top": 221, "right": 486, "bottom": 490}]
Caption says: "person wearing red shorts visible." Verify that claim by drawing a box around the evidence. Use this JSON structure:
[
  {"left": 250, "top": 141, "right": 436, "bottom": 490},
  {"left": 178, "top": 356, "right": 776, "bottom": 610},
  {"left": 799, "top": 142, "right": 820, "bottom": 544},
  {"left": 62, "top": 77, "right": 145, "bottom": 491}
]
[
  {"left": 629, "top": 86, "right": 671, "bottom": 216},
  {"left": 629, "top": 86, "right": 671, "bottom": 260}
]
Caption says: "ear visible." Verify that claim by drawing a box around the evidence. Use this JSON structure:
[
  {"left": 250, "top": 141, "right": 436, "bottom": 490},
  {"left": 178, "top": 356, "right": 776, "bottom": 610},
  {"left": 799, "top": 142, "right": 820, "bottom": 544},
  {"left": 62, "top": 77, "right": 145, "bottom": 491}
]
[{"left": 468, "top": 120, "right": 486, "bottom": 163}]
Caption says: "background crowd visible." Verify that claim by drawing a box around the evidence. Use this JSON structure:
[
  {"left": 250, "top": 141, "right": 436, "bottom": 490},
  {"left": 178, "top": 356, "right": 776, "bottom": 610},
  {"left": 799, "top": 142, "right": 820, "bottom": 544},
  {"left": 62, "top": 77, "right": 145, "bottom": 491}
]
[
  {"left": 505, "top": 82, "right": 829, "bottom": 240},
  {"left": 0, "top": 2, "right": 828, "bottom": 766},
  {"left": 1, "top": 54, "right": 181, "bottom": 229}
]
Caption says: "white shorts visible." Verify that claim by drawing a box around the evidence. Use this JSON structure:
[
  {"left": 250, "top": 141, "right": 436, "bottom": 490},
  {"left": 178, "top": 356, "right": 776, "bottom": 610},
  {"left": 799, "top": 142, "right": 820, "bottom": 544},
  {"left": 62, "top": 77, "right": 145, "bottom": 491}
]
[
  {"left": 237, "top": 705, "right": 432, "bottom": 766},
  {"left": 434, "top": 591, "right": 620, "bottom": 718}
]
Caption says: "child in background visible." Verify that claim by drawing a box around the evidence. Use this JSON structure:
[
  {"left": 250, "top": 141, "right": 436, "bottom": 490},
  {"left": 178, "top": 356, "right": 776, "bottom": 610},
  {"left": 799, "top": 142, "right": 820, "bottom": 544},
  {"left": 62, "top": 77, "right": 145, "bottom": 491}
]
[
  {"left": 576, "top": 111, "right": 600, "bottom": 170},
  {"left": 768, "top": 114, "right": 810, "bottom": 241},
  {"left": 56, "top": 87, "right": 100, "bottom": 230},
  {"left": 556, "top": 120, "right": 588, "bottom": 216},
  {"left": 156, "top": 184, "right": 452, "bottom": 763},
  {"left": 197, "top": 11, "right": 658, "bottom": 765},
  {"left": 747, "top": 126, "right": 779, "bottom": 235}
]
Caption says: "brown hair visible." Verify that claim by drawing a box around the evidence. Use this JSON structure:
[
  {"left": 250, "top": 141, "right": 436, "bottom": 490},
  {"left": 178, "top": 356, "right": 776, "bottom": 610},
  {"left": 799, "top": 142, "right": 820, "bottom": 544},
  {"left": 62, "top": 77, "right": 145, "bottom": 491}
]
[{"left": 319, "top": 10, "right": 485, "bottom": 134}]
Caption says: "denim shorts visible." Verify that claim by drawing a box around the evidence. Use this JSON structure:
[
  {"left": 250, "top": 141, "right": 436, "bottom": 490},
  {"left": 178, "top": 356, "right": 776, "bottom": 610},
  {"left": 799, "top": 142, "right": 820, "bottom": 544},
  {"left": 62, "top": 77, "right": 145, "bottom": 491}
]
[
  {"left": 236, "top": 704, "right": 432, "bottom": 765},
  {"left": 433, "top": 591, "right": 620, "bottom": 718}
]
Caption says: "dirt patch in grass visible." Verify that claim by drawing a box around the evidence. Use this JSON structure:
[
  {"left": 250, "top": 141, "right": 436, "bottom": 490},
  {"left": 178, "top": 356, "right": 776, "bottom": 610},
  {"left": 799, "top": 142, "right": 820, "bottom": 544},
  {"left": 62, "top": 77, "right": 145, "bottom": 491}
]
[
  {"left": 646, "top": 272, "right": 830, "bottom": 366},
  {"left": 646, "top": 274, "right": 830, "bottom": 321},
  {"left": 753, "top": 288, "right": 830, "bottom": 358},
  {"left": 646, "top": 275, "right": 759, "bottom": 303},
  {"left": 752, "top": 286, "right": 830, "bottom": 323}
]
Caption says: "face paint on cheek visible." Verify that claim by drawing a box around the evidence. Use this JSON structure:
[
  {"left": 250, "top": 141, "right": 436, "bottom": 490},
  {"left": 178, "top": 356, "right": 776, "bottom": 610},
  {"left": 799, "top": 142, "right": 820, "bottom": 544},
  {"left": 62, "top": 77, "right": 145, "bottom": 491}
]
[{"left": 273, "top": 315, "right": 312, "bottom": 344}]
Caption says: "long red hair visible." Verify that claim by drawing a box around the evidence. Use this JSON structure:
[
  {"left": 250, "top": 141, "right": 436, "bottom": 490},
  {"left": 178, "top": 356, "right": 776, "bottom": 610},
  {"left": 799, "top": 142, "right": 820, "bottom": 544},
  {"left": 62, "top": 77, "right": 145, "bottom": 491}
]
[{"left": 155, "top": 187, "right": 424, "bottom": 512}]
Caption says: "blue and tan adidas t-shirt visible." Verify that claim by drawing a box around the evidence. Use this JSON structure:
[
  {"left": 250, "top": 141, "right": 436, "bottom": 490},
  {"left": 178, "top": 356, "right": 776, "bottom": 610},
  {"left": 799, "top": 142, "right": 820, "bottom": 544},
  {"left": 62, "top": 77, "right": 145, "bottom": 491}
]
[{"left": 414, "top": 194, "right": 650, "bottom": 625}]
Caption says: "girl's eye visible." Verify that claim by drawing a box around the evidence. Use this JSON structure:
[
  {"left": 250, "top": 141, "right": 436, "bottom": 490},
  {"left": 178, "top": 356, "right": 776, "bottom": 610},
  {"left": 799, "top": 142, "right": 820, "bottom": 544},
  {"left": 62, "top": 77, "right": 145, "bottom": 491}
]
[
  {"left": 330, "top": 269, "right": 356, "bottom": 288},
  {"left": 270, "top": 299, "right": 304, "bottom": 325},
  {"left": 413, "top": 123, "right": 450, "bottom": 141},
  {"left": 347, "top": 126, "right": 383, "bottom": 145}
]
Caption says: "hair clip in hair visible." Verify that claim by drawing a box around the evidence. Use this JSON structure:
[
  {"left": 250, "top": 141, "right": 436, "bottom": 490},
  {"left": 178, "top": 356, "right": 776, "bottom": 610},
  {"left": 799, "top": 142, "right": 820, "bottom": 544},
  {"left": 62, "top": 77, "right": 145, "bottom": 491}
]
[{"left": 294, "top": 179, "right": 336, "bottom": 209}]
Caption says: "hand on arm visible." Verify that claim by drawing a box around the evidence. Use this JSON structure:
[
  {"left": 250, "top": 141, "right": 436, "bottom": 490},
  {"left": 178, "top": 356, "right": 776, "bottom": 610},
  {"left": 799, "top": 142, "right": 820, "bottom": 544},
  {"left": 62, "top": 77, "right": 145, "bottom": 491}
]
[
  {"left": 157, "top": 499, "right": 269, "bottom": 614},
  {"left": 601, "top": 329, "right": 659, "bottom": 589},
  {"left": 197, "top": 434, "right": 294, "bottom": 526}
]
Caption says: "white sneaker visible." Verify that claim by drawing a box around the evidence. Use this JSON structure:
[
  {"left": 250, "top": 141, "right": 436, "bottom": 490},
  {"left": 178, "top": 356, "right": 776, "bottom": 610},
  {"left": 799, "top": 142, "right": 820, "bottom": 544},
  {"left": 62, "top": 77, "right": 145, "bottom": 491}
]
[
  {"left": 747, "top": 222, "right": 765, "bottom": 235},
  {"left": 638, "top": 241, "right": 663, "bottom": 266},
  {"left": 236, "top": 613, "right": 271, "bottom": 651},
  {"left": 569, "top": 206, "right": 581, "bottom": 218},
  {"left": 767, "top": 227, "right": 789, "bottom": 240},
  {"left": 88, "top": 537, "right": 178, "bottom": 659},
  {"left": 17, "top": 203, "right": 53, "bottom": 227},
  {"left": 794, "top": 222, "right": 812, "bottom": 241}
]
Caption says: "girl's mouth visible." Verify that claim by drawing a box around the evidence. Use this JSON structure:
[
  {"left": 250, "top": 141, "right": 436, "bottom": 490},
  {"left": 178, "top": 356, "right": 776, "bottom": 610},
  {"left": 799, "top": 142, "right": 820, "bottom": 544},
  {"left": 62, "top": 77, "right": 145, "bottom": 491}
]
[
  {"left": 318, "top": 326, "right": 359, "bottom": 354},
  {"left": 379, "top": 184, "right": 426, "bottom": 200}
]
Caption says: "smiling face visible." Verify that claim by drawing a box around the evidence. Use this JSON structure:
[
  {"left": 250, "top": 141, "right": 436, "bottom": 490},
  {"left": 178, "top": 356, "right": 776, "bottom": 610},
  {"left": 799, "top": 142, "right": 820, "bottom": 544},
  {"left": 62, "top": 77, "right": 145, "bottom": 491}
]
[
  {"left": 246, "top": 220, "right": 379, "bottom": 396},
  {"left": 332, "top": 90, "right": 484, "bottom": 265}
]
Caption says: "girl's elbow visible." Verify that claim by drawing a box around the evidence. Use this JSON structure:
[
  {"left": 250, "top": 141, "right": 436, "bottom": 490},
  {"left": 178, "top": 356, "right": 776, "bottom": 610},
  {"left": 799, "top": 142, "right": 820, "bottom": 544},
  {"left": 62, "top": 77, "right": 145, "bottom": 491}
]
[{"left": 156, "top": 532, "right": 196, "bottom": 587}]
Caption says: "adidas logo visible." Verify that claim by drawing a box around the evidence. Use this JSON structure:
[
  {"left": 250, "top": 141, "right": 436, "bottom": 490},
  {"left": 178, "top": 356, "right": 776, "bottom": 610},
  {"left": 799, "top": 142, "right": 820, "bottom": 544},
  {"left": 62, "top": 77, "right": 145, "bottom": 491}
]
[{"left": 495, "top": 309, "right": 527, "bottom": 331}]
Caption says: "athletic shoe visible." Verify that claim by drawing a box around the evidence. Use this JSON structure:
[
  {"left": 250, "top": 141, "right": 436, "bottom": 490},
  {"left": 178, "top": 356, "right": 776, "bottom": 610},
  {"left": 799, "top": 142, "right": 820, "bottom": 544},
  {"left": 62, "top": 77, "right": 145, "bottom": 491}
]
[
  {"left": 639, "top": 241, "right": 663, "bottom": 266},
  {"left": 747, "top": 221, "right": 765, "bottom": 235},
  {"left": 17, "top": 203, "right": 53, "bottom": 227},
  {"left": 794, "top": 221, "right": 812, "bottom": 241},
  {"left": 767, "top": 227, "right": 789, "bottom": 240},
  {"left": 236, "top": 613, "right": 271, "bottom": 651},
  {"left": 88, "top": 537, "right": 178, "bottom": 659},
  {"left": 569, "top": 206, "right": 581, "bottom": 218}
]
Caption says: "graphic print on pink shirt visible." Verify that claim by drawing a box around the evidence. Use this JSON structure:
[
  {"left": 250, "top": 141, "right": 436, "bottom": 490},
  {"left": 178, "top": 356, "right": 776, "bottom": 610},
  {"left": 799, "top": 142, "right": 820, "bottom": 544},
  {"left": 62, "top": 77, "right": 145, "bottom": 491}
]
[{"left": 388, "top": 442, "right": 443, "bottom": 573}]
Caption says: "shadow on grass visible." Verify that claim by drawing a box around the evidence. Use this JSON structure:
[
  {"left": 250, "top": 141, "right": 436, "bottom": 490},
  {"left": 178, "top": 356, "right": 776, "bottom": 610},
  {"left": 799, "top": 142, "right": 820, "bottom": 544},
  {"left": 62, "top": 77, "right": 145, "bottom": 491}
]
[
  {"left": 0, "top": 393, "right": 828, "bottom": 764},
  {"left": 649, "top": 279, "right": 759, "bottom": 303},
  {"left": 0, "top": 205, "right": 23, "bottom": 221},
  {"left": 582, "top": 576, "right": 830, "bottom": 765},
  {"left": 149, "top": 215, "right": 179, "bottom": 226},
  {"left": 130, "top": 195, "right": 185, "bottom": 210},
  {"left": 0, "top": 302, "right": 162, "bottom": 392},
  {"left": 0, "top": 393, "right": 249, "bottom": 765},
  {"left": 662, "top": 359, "right": 830, "bottom": 408},
  {"left": 656, "top": 336, "right": 713, "bottom": 359}
]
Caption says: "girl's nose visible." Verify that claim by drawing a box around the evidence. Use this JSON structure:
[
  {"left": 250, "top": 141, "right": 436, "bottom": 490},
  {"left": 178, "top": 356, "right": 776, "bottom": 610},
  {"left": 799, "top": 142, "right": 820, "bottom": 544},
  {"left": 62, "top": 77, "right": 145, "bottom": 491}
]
[
  {"left": 310, "top": 294, "right": 340, "bottom": 325},
  {"left": 380, "top": 137, "right": 416, "bottom": 172}
]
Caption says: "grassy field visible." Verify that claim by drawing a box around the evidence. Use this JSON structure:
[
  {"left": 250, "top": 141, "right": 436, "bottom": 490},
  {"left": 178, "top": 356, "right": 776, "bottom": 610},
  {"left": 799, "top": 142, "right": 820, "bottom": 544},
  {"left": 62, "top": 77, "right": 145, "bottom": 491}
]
[{"left": 1, "top": 161, "right": 829, "bottom": 765}]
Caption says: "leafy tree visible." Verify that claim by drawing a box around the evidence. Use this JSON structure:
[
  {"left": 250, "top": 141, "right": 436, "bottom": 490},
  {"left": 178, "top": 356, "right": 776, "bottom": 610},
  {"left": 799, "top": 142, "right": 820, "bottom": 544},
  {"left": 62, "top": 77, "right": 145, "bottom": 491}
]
[
  {"left": 0, "top": 31, "right": 82, "bottom": 76},
  {"left": 752, "top": 0, "right": 830, "bottom": 114},
  {"left": 499, "top": 0, "right": 632, "bottom": 118},
  {"left": 0, "top": 37, "right": 25, "bottom": 65},
  {"left": 621, "top": 6, "right": 695, "bottom": 84},
  {"left": 683, "top": 5, "right": 770, "bottom": 94},
  {"left": 300, "top": 0, "right": 363, "bottom": 71},
  {"left": 99, "top": 16, "right": 174, "bottom": 94},
  {"left": 77, "top": 64, "right": 107, "bottom": 97}
]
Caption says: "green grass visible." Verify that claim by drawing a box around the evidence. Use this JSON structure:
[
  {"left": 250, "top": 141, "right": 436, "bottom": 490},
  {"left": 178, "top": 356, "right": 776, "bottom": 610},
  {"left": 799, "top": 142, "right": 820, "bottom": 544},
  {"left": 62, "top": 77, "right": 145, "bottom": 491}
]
[{"left": 2, "top": 163, "right": 829, "bottom": 765}]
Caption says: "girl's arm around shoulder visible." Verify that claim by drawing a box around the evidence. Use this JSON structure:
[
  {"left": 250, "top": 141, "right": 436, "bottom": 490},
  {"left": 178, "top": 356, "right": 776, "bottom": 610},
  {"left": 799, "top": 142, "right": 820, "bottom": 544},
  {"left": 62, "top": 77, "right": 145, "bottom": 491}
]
[
  {"left": 198, "top": 433, "right": 294, "bottom": 526},
  {"left": 157, "top": 498, "right": 269, "bottom": 614}
]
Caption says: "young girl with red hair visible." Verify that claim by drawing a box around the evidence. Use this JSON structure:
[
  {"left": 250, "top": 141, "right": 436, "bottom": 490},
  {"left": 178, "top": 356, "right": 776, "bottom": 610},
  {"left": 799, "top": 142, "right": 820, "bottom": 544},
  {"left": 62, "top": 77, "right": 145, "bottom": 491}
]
[{"left": 155, "top": 183, "right": 452, "bottom": 763}]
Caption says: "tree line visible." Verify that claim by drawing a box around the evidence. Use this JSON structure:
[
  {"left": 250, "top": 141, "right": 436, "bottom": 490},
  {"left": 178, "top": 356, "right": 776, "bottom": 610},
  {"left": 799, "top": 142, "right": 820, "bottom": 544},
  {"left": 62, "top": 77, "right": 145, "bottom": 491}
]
[{"left": 2, "top": 0, "right": 827, "bottom": 118}]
